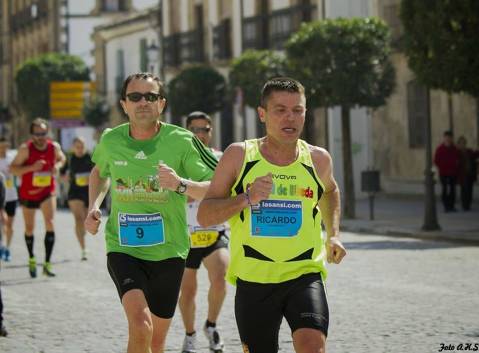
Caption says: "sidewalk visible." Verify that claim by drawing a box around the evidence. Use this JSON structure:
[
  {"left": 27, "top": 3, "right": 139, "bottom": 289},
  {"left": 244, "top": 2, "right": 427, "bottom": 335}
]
[{"left": 340, "top": 193, "right": 479, "bottom": 244}]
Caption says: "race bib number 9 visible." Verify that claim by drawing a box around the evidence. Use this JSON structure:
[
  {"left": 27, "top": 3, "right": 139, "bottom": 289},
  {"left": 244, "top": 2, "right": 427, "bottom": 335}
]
[
  {"left": 74, "top": 172, "right": 90, "bottom": 187},
  {"left": 250, "top": 200, "right": 302, "bottom": 237},
  {"left": 32, "top": 172, "right": 52, "bottom": 187},
  {"left": 118, "top": 213, "right": 165, "bottom": 247},
  {"left": 190, "top": 230, "right": 219, "bottom": 248}
]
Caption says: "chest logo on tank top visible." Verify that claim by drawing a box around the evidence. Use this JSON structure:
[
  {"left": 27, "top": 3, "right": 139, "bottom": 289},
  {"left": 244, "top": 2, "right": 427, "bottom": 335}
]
[{"left": 250, "top": 200, "right": 303, "bottom": 237}]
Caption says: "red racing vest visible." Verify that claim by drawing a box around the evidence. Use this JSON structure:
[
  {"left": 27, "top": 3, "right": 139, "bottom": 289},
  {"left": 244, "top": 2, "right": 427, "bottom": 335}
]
[{"left": 19, "top": 140, "right": 56, "bottom": 201}]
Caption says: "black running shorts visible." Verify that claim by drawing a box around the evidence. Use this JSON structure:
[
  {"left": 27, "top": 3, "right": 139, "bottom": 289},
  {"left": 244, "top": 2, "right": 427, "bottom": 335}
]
[
  {"left": 68, "top": 186, "right": 89, "bottom": 207},
  {"left": 107, "top": 252, "right": 185, "bottom": 318},
  {"left": 235, "top": 272, "right": 329, "bottom": 353},
  {"left": 5, "top": 200, "right": 17, "bottom": 217},
  {"left": 185, "top": 231, "right": 229, "bottom": 269}
]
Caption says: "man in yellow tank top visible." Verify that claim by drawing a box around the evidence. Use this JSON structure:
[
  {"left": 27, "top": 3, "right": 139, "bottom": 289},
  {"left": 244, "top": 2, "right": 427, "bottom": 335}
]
[{"left": 198, "top": 77, "right": 346, "bottom": 353}]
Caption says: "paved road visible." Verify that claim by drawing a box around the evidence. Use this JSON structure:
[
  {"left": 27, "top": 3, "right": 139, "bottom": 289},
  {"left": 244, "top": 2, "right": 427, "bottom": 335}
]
[{"left": 1, "top": 209, "right": 478, "bottom": 353}]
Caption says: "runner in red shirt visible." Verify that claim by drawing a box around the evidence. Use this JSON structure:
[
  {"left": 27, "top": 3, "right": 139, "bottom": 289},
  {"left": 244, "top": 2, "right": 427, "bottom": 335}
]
[{"left": 10, "top": 118, "right": 66, "bottom": 277}]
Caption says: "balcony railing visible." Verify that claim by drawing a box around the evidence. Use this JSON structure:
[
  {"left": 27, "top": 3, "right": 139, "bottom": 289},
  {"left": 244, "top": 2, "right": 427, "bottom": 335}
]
[
  {"left": 242, "top": 14, "right": 268, "bottom": 50},
  {"left": 178, "top": 29, "right": 204, "bottom": 64},
  {"left": 269, "top": 3, "right": 316, "bottom": 49},
  {"left": 164, "top": 29, "right": 205, "bottom": 67},
  {"left": 242, "top": 3, "right": 316, "bottom": 51},
  {"left": 213, "top": 18, "right": 232, "bottom": 61},
  {"left": 164, "top": 33, "right": 180, "bottom": 67}
]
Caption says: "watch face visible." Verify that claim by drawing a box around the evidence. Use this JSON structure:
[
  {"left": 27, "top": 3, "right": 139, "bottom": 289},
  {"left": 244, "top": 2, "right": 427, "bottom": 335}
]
[{"left": 178, "top": 181, "right": 187, "bottom": 193}]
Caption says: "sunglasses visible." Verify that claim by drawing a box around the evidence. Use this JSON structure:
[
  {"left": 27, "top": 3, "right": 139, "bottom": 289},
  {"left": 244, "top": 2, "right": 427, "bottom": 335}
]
[
  {"left": 126, "top": 92, "right": 162, "bottom": 103},
  {"left": 32, "top": 132, "right": 48, "bottom": 137},
  {"left": 190, "top": 127, "right": 211, "bottom": 133}
]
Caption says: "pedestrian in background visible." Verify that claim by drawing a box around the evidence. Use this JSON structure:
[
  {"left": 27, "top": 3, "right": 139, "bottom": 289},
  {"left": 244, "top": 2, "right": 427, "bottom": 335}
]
[
  {"left": 0, "top": 137, "right": 18, "bottom": 262},
  {"left": 456, "top": 136, "right": 478, "bottom": 211},
  {"left": 61, "top": 137, "right": 93, "bottom": 260},
  {"left": 434, "top": 131, "right": 459, "bottom": 212}
]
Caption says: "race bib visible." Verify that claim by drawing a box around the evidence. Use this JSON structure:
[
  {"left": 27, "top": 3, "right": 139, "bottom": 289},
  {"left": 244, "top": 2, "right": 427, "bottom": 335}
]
[
  {"left": 190, "top": 230, "right": 219, "bottom": 248},
  {"left": 118, "top": 213, "right": 165, "bottom": 247},
  {"left": 5, "top": 177, "right": 14, "bottom": 189},
  {"left": 74, "top": 172, "right": 90, "bottom": 187},
  {"left": 32, "top": 172, "right": 52, "bottom": 187},
  {"left": 250, "top": 200, "right": 302, "bottom": 237}
]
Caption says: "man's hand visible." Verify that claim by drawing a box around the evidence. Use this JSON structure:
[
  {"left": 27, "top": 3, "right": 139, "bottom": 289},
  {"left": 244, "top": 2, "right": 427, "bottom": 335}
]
[
  {"left": 248, "top": 173, "right": 273, "bottom": 205},
  {"left": 326, "top": 236, "right": 346, "bottom": 264},
  {"left": 84, "top": 208, "right": 102, "bottom": 235},
  {"left": 158, "top": 163, "right": 181, "bottom": 191},
  {"left": 31, "top": 160, "right": 46, "bottom": 172}
]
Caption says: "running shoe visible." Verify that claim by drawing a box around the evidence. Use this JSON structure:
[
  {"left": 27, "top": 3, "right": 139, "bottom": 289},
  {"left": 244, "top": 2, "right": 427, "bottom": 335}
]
[
  {"left": 203, "top": 325, "right": 224, "bottom": 352},
  {"left": 43, "top": 262, "right": 55, "bottom": 277},
  {"left": 28, "top": 257, "right": 37, "bottom": 278},
  {"left": 181, "top": 332, "right": 197, "bottom": 353},
  {"left": 81, "top": 249, "right": 87, "bottom": 261},
  {"left": 0, "top": 325, "right": 7, "bottom": 337}
]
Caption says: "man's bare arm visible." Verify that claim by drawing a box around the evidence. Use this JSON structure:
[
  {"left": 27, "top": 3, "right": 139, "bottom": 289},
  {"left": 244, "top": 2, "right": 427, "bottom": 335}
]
[
  {"left": 197, "top": 143, "right": 248, "bottom": 227},
  {"left": 85, "top": 166, "right": 110, "bottom": 235},
  {"left": 312, "top": 147, "right": 341, "bottom": 240},
  {"left": 9, "top": 144, "right": 38, "bottom": 177},
  {"left": 52, "top": 142, "right": 66, "bottom": 174}
]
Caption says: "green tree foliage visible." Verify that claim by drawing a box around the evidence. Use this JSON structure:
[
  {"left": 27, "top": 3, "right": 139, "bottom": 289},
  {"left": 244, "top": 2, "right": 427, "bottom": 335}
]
[
  {"left": 286, "top": 18, "right": 395, "bottom": 218},
  {"left": 401, "top": 0, "right": 479, "bottom": 97},
  {"left": 15, "top": 53, "right": 90, "bottom": 120},
  {"left": 167, "top": 65, "right": 226, "bottom": 122},
  {"left": 229, "top": 49, "right": 286, "bottom": 108},
  {"left": 83, "top": 96, "right": 110, "bottom": 128}
]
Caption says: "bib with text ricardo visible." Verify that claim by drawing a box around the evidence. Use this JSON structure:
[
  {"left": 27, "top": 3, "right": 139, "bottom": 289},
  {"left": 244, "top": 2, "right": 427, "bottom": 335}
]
[
  {"left": 118, "top": 213, "right": 165, "bottom": 247},
  {"left": 32, "top": 172, "right": 52, "bottom": 187},
  {"left": 250, "top": 200, "right": 302, "bottom": 237}
]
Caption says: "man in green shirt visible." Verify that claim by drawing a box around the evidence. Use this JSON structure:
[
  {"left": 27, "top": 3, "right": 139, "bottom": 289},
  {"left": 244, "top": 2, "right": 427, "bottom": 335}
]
[
  {"left": 198, "top": 77, "right": 346, "bottom": 353},
  {"left": 84, "top": 72, "right": 216, "bottom": 353}
]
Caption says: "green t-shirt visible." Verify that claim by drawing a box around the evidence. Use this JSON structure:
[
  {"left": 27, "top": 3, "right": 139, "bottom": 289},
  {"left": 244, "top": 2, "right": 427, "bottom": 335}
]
[{"left": 92, "top": 122, "right": 217, "bottom": 261}]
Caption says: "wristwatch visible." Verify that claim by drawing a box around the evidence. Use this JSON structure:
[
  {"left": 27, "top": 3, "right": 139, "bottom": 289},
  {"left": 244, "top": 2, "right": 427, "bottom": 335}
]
[{"left": 176, "top": 179, "right": 187, "bottom": 194}]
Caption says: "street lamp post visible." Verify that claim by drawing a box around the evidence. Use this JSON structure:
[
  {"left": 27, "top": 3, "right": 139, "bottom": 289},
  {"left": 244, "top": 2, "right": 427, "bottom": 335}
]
[{"left": 146, "top": 42, "right": 159, "bottom": 74}]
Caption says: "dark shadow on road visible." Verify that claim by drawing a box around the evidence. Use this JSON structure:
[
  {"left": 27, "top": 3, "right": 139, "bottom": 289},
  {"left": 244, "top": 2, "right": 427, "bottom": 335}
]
[
  {"left": 1, "top": 278, "right": 51, "bottom": 286},
  {"left": 343, "top": 239, "right": 464, "bottom": 250},
  {"left": 1, "top": 259, "right": 72, "bottom": 270}
]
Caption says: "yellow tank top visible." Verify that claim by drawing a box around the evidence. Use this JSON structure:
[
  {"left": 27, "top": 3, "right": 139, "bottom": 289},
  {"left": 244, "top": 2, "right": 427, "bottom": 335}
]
[{"left": 227, "top": 139, "right": 328, "bottom": 285}]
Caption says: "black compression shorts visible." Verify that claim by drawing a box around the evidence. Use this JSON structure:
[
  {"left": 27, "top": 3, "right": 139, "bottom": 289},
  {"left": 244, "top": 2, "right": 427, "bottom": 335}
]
[
  {"left": 68, "top": 187, "right": 89, "bottom": 207},
  {"left": 185, "top": 231, "right": 229, "bottom": 269},
  {"left": 5, "top": 200, "right": 17, "bottom": 217},
  {"left": 235, "top": 272, "right": 329, "bottom": 353},
  {"left": 19, "top": 194, "right": 52, "bottom": 209},
  {"left": 107, "top": 252, "right": 185, "bottom": 318}
]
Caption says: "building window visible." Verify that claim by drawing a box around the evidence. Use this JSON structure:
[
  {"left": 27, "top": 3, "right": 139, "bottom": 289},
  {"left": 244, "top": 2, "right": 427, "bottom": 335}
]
[
  {"left": 407, "top": 80, "right": 427, "bottom": 148},
  {"left": 140, "top": 39, "right": 147, "bottom": 72},
  {"left": 382, "top": 4, "right": 403, "bottom": 45}
]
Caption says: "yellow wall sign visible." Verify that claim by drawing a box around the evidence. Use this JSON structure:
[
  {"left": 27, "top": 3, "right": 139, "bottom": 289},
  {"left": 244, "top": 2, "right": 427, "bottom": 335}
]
[{"left": 49, "top": 81, "right": 96, "bottom": 120}]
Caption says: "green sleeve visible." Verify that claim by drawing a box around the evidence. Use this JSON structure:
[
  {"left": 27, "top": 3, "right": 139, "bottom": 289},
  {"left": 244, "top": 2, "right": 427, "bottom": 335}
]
[
  {"left": 91, "top": 131, "right": 111, "bottom": 178},
  {"left": 183, "top": 135, "right": 218, "bottom": 181}
]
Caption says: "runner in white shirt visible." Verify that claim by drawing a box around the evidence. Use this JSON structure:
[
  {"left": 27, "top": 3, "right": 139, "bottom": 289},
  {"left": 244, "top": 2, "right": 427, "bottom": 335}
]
[
  {"left": 180, "top": 112, "right": 229, "bottom": 353},
  {"left": 0, "top": 137, "right": 18, "bottom": 262}
]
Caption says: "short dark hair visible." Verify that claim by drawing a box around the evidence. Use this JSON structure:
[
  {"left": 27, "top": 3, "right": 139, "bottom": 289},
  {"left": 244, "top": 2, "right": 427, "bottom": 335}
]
[
  {"left": 30, "top": 117, "right": 49, "bottom": 134},
  {"left": 444, "top": 130, "right": 453, "bottom": 137},
  {"left": 186, "top": 111, "right": 212, "bottom": 127},
  {"left": 260, "top": 77, "right": 305, "bottom": 108},
  {"left": 120, "top": 72, "right": 166, "bottom": 101}
]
